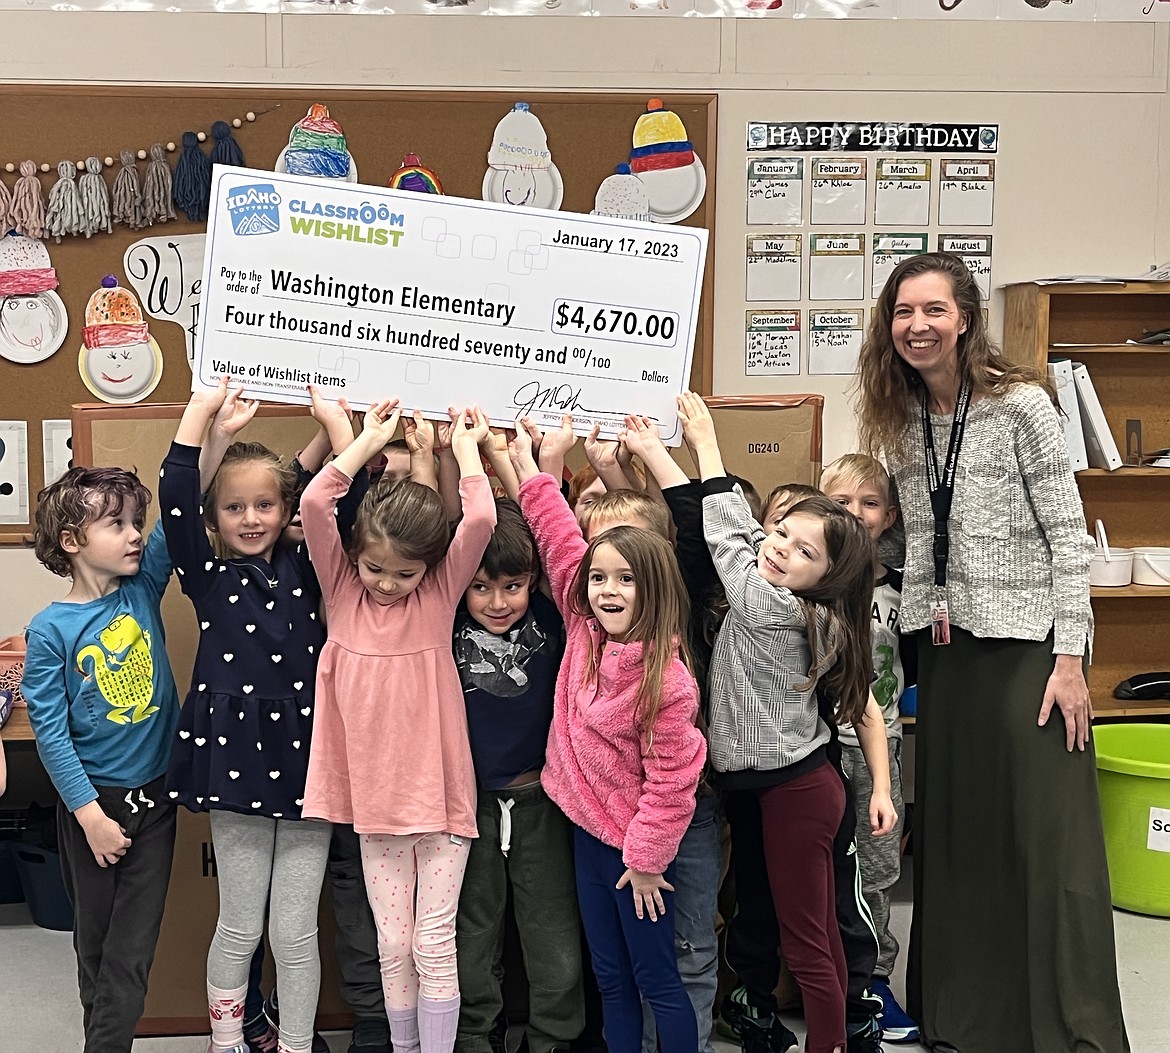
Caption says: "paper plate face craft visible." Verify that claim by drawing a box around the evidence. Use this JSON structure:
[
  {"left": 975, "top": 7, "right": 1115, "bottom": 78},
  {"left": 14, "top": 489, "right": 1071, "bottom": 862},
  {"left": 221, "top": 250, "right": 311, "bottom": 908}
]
[
  {"left": 592, "top": 163, "right": 652, "bottom": 224},
  {"left": 388, "top": 153, "right": 444, "bottom": 195},
  {"left": 0, "top": 234, "right": 69, "bottom": 366},
  {"left": 78, "top": 276, "right": 164, "bottom": 405},
  {"left": 629, "top": 98, "right": 707, "bottom": 224},
  {"left": 275, "top": 104, "right": 358, "bottom": 183},
  {"left": 482, "top": 102, "right": 564, "bottom": 211}
]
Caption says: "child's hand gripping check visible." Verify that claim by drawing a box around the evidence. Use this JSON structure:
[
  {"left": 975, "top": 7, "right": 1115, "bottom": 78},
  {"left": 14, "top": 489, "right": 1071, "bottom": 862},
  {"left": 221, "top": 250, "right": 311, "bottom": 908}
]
[
  {"left": 211, "top": 382, "right": 260, "bottom": 441},
  {"left": 676, "top": 392, "right": 725, "bottom": 481},
  {"left": 616, "top": 867, "right": 675, "bottom": 922},
  {"left": 402, "top": 411, "right": 436, "bottom": 459},
  {"left": 508, "top": 419, "right": 542, "bottom": 485}
]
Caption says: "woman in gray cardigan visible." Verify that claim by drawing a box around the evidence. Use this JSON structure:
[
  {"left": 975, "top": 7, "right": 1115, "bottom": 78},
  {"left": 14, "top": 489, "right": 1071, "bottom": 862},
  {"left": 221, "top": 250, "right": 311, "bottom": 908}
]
[{"left": 854, "top": 252, "right": 1127, "bottom": 1053}]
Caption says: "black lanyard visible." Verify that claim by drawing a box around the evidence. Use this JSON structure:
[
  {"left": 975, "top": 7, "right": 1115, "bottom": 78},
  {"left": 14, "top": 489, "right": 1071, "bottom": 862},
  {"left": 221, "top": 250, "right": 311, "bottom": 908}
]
[{"left": 921, "top": 381, "right": 972, "bottom": 588}]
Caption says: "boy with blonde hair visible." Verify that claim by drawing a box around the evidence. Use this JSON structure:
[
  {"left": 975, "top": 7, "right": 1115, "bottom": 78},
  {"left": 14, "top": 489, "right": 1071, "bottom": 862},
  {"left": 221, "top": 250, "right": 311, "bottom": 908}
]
[{"left": 819, "top": 453, "right": 917, "bottom": 1044}]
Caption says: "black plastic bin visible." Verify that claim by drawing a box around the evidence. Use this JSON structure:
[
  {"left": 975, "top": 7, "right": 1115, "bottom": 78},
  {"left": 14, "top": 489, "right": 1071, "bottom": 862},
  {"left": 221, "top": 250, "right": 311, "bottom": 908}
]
[
  {"left": 12, "top": 844, "right": 74, "bottom": 931},
  {"left": 0, "top": 842, "right": 25, "bottom": 904}
]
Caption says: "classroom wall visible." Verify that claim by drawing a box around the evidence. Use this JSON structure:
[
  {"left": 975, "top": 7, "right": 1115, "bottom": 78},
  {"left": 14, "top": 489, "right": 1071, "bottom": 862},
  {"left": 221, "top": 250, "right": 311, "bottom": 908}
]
[{"left": 1, "top": 13, "right": 1167, "bottom": 626}]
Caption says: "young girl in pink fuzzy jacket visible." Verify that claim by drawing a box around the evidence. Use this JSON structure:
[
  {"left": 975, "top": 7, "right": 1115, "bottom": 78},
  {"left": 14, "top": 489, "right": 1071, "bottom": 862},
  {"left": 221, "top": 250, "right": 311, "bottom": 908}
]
[{"left": 507, "top": 423, "right": 707, "bottom": 1053}]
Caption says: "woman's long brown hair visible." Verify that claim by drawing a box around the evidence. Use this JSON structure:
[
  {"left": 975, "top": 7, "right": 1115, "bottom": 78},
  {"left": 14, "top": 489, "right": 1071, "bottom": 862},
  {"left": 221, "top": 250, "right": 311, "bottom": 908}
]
[{"left": 854, "top": 252, "right": 1052, "bottom": 458}]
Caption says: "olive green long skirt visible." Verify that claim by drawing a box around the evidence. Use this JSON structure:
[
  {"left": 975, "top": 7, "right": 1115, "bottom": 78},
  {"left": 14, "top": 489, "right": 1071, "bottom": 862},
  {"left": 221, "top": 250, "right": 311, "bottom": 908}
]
[{"left": 907, "top": 628, "right": 1129, "bottom": 1053}]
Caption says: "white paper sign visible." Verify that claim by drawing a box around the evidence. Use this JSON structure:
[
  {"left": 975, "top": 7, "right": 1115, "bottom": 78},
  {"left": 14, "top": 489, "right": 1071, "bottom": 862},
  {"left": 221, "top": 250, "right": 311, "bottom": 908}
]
[
  {"left": 745, "top": 310, "right": 800, "bottom": 377},
  {"left": 42, "top": 419, "right": 73, "bottom": 487},
  {"left": 938, "top": 159, "right": 995, "bottom": 226},
  {"left": 808, "top": 309, "right": 864, "bottom": 376},
  {"left": 0, "top": 420, "right": 29, "bottom": 525},
  {"left": 195, "top": 167, "right": 707, "bottom": 444},
  {"left": 123, "top": 233, "right": 206, "bottom": 368},
  {"left": 747, "top": 157, "right": 803, "bottom": 226},
  {"left": 1149, "top": 807, "right": 1170, "bottom": 854}
]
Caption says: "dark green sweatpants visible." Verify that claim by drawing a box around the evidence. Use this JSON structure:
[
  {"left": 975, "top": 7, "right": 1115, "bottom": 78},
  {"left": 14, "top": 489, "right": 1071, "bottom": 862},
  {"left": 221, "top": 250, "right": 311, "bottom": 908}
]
[{"left": 455, "top": 782, "right": 584, "bottom": 1053}]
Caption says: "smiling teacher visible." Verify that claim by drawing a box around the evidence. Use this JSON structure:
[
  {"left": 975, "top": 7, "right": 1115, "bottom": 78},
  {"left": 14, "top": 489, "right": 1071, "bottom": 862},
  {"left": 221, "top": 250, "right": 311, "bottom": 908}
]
[{"left": 853, "top": 253, "right": 1127, "bottom": 1053}]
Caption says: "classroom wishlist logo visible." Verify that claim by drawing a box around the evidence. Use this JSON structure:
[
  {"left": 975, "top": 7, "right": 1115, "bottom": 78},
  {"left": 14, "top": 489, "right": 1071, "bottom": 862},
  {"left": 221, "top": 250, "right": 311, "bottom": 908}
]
[{"left": 226, "top": 184, "right": 282, "bottom": 236}]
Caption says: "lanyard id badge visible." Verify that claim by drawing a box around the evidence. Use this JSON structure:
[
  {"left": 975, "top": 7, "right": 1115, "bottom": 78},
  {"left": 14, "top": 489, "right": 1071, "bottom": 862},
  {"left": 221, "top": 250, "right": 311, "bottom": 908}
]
[
  {"left": 921, "top": 382, "right": 972, "bottom": 647},
  {"left": 931, "top": 595, "right": 951, "bottom": 646}
]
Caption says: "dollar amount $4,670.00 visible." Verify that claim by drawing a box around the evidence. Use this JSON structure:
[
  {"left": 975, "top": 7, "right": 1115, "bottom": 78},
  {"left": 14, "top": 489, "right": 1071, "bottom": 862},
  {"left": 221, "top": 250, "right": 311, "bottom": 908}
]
[{"left": 551, "top": 299, "right": 679, "bottom": 348}]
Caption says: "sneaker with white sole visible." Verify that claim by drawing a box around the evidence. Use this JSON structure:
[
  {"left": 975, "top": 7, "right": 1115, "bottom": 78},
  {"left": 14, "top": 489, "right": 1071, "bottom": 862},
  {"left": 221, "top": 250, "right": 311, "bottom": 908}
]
[{"left": 869, "top": 977, "right": 919, "bottom": 1044}]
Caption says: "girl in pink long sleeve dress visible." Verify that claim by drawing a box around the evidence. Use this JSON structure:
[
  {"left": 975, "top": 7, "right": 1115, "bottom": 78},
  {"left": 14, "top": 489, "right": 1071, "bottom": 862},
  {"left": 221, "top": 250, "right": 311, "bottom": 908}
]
[{"left": 299, "top": 400, "right": 496, "bottom": 1053}]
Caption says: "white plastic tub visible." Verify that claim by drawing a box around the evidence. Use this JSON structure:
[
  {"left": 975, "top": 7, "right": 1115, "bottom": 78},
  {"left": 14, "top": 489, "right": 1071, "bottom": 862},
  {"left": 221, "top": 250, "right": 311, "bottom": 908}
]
[
  {"left": 1089, "top": 520, "right": 1134, "bottom": 587},
  {"left": 1132, "top": 547, "right": 1170, "bottom": 587}
]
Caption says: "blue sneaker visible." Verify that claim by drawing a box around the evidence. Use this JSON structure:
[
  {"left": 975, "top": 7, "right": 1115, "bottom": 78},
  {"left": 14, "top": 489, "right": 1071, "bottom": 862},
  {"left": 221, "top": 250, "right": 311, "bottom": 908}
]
[{"left": 870, "top": 977, "right": 919, "bottom": 1044}]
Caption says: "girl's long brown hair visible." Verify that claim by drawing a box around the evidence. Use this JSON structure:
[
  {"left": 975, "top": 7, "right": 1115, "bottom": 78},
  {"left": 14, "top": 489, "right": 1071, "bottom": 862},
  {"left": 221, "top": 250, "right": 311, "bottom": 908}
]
[
  {"left": 854, "top": 252, "right": 1053, "bottom": 458},
  {"left": 570, "top": 525, "right": 693, "bottom": 738},
  {"left": 781, "top": 496, "right": 876, "bottom": 728}
]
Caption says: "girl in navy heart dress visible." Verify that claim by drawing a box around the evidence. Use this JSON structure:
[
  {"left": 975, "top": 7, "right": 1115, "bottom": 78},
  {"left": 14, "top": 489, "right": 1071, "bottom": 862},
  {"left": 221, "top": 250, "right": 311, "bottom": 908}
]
[{"left": 162, "top": 381, "right": 334, "bottom": 1053}]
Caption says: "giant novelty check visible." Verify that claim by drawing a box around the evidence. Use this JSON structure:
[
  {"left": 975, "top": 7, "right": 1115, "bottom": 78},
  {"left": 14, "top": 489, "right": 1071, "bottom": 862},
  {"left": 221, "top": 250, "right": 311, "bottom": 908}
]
[{"left": 194, "top": 166, "right": 708, "bottom": 443}]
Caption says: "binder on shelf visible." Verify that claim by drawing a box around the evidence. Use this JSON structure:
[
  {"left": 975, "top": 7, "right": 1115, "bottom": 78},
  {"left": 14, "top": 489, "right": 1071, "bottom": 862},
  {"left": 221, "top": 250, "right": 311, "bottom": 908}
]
[
  {"left": 1071, "top": 362, "right": 1123, "bottom": 471},
  {"left": 1047, "top": 359, "right": 1088, "bottom": 472}
]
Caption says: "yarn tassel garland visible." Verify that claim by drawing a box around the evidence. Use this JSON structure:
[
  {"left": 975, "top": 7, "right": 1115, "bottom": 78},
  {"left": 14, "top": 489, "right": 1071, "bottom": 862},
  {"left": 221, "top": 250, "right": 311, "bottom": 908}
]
[
  {"left": 0, "top": 177, "right": 11, "bottom": 234},
  {"left": 143, "top": 143, "right": 176, "bottom": 225},
  {"left": 172, "top": 131, "right": 211, "bottom": 223},
  {"left": 78, "top": 156, "right": 113, "bottom": 237},
  {"left": 45, "top": 160, "right": 86, "bottom": 242},
  {"left": 210, "top": 120, "right": 246, "bottom": 168},
  {"left": 10, "top": 160, "right": 46, "bottom": 239},
  {"left": 112, "top": 150, "right": 146, "bottom": 230}
]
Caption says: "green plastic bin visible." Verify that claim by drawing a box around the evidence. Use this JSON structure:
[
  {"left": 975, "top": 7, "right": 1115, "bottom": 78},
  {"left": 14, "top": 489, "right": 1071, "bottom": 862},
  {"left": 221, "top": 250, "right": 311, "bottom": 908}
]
[{"left": 1094, "top": 723, "right": 1170, "bottom": 917}]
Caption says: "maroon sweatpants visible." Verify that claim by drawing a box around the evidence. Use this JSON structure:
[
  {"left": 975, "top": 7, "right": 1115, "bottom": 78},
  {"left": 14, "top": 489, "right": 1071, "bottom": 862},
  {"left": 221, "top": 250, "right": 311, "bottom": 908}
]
[{"left": 757, "top": 761, "right": 847, "bottom": 1053}]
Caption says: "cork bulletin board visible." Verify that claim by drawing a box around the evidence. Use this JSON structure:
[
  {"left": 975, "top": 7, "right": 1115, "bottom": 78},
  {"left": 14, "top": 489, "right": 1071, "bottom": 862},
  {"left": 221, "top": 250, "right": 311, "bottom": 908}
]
[{"left": 0, "top": 86, "right": 717, "bottom": 542}]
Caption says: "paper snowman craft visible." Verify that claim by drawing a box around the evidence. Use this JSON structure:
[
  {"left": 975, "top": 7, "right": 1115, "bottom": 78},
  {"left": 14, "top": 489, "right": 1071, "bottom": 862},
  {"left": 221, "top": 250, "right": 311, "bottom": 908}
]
[
  {"left": 0, "top": 233, "right": 69, "bottom": 365},
  {"left": 592, "top": 163, "right": 652, "bottom": 224},
  {"left": 275, "top": 104, "right": 358, "bottom": 182},
  {"left": 629, "top": 99, "right": 707, "bottom": 224},
  {"left": 482, "top": 103, "right": 564, "bottom": 211},
  {"left": 388, "top": 153, "right": 444, "bottom": 195},
  {"left": 78, "top": 275, "right": 164, "bottom": 405}
]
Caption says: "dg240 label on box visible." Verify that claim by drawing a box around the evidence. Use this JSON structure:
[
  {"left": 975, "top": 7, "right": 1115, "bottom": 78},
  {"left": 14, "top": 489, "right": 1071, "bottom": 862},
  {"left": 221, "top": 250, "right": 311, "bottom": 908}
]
[{"left": 1148, "top": 807, "right": 1170, "bottom": 854}]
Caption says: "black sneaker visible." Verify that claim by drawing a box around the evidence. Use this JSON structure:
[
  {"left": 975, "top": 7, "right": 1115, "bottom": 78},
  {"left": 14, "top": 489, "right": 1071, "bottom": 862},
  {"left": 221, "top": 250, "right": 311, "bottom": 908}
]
[
  {"left": 263, "top": 989, "right": 331, "bottom": 1053},
  {"left": 846, "top": 1017, "right": 884, "bottom": 1053},
  {"left": 349, "top": 1016, "right": 392, "bottom": 1052}
]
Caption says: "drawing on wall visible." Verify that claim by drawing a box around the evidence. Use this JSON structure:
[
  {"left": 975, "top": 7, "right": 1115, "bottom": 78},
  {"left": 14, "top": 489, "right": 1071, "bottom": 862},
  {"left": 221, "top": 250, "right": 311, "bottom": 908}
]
[
  {"left": 77, "top": 275, "right": 164, "bottom": 405},
  {"left": 388, "top": 153, "right": 444, "bottom": 194},
  {"left": 629, "top": 99, "right": 706, "bottom": 223},
  {"left": 592, "top": 163, "right": 652, "bottom": 222},
  {"left": 0, "top": 233, "right": 68, "bottom": 365},
  {"left": 275, "top": 104, "right": 358, "bottom": 182},
  {"left": 482, "top": 102, "right": 564, "bottom": 211}
]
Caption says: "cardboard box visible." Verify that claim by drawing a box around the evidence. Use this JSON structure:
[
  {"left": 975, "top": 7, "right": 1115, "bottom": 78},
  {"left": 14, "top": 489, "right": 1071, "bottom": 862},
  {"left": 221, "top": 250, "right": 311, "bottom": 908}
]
[{"left": 671, "top": 394, "right": 824, "bottom": 493}]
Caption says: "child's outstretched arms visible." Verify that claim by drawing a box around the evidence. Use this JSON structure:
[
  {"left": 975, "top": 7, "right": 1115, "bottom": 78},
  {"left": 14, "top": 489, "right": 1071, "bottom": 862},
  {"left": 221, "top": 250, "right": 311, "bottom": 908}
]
[
  {"left": 197, "top": 380, "right": 260, "bottom": 490},
  {"left": 306, "top": 386, "right": 358, "bottom": 461},
  {"left": 621, "top": 414, "right": 689, "bottom": 490},
  {"left": 331, "top": 399, "right": 402, "bottom": 479},
  {"left": 534, "top": 415, "right": 574, "bottom": 483},
  {"left": 584, "top": 424, "right": 635, "bottom": 492},
  {"left": 856, "top": 693, "right": 897, "bottom": 836},
  {"left": 403, "top": 410, "right": 438, "bottom": 491},
  {"left": 677, "top": 391, "right": 725, "bottom": 481}
]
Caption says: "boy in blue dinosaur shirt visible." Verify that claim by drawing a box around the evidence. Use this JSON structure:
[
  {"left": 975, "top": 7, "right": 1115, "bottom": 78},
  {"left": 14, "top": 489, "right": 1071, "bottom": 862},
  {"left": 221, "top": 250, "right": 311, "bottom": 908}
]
[{"left": 22, "top": 465, "right": 179, "bottom": 1053}]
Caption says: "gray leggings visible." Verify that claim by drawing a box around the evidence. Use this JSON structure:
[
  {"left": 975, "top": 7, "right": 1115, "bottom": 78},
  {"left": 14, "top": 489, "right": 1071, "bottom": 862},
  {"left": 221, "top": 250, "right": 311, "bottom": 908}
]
[{"left": 208, "top": 811, "right": 332, "bottom": 1048}]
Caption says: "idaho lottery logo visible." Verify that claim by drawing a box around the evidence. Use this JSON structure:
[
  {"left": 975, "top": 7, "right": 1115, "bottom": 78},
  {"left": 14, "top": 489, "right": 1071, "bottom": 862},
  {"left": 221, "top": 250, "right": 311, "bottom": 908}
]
[{"left": 226, "top": 184, "right": 282, "bottom": 236}]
